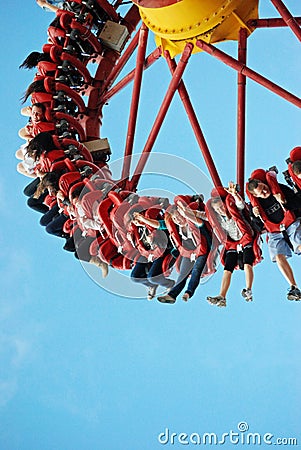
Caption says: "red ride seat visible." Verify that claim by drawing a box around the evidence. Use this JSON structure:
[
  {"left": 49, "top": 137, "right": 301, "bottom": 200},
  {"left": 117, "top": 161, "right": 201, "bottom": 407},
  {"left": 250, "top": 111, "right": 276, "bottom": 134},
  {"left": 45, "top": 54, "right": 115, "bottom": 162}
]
[
  {"left": 59, "top": 171, "right": 82, "bottom": 198},
  {"left": 246, "top": 169, "right": 296, "bottom": 234},
  {"left": 288, "top": 146, "right": 301, "bottom": 190},
  {"left": 97, "top": 238, "right": 133, "bottom": 270}
]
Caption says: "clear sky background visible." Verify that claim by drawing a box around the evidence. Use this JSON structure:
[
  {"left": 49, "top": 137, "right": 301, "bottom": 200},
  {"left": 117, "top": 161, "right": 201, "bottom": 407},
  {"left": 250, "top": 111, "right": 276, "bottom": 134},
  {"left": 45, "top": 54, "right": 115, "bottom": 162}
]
[{"left": 0, "top": 1, "right": 301, "bottom": 449}]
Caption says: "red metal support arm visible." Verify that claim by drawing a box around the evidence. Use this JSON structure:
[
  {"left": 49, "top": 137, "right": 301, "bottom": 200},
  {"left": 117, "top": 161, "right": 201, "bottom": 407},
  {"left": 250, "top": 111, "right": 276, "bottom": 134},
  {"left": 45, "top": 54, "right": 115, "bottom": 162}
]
[
  {"left": 236, "top": 28, "right": 248, "bottom": 197},
  {"left": 122, "top": 24, "right": 149, "bottom": 181},
  {"left": 195, "top": 39, "right": 301, "bottom": 108},
  {"left": 269, "top": 0, "right": 301, "bottom": 42},
  {"left": 165, "top": 52, "right": 223, "bottom": 189},
  {"left": 248, "top": 17, "right": 301, "bottom": 28},
  {"left": 102, "top": 47, "right": 162, "bottom": 103},
  {"left": 129, "top": 43, "right": 194, "bottom": 191}
]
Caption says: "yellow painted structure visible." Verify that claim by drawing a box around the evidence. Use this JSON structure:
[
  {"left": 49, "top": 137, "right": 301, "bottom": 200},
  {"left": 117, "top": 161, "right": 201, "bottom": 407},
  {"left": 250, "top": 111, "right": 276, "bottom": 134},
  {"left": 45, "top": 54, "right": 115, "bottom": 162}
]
[{"left": 134, "top": 0, "right": 259, "bottom": 58}]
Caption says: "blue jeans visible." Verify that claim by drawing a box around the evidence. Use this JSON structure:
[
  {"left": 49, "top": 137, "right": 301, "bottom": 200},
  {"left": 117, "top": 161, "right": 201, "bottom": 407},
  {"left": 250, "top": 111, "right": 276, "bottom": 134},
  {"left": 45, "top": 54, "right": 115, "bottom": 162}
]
[
  {"left": 40, "top": 204, "right": 60, "bottom": 227},
  {"left": 168, "top": 254, "right": 208, "bottom": 299},
  {"left": 131, "top": 255, "right": 174, "bottom": 289},
  {"left": 44, "top": 210, "right": 68, "bottom": 238}
]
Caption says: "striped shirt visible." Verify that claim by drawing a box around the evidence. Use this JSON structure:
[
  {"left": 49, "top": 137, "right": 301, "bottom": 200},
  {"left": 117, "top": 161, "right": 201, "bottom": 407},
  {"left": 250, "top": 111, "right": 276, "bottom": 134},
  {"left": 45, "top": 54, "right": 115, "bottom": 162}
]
[{"left": 218, "top": 215, "right": 243, "bottom": 241}]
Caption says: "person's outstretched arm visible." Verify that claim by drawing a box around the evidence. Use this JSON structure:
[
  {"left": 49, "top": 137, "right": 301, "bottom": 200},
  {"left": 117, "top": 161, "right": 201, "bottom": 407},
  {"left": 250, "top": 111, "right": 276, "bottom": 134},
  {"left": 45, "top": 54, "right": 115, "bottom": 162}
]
[{"left": 36, "top": 0, "right": 59, "bottom": 13}]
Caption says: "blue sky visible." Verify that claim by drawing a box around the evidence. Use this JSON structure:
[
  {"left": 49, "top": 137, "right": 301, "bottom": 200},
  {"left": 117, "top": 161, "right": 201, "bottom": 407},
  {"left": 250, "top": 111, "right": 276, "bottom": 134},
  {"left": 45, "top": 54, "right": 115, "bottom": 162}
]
[{"left": 0, "top": 1, "right": 301, "bottom": 449}]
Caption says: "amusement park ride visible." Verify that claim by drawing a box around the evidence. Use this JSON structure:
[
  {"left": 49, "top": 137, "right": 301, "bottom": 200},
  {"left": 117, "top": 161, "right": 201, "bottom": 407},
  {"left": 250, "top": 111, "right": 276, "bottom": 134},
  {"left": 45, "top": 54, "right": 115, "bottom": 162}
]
[
  {"left": 32, "top": 0, "right": 300, "bottom": 192},
  {"left": 18, "top": 0, "right": 301, "bottom": 285}
]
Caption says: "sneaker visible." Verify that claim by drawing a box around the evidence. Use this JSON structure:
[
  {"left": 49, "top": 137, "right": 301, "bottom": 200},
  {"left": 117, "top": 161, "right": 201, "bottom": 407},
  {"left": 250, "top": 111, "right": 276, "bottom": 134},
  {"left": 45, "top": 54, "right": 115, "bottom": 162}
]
[
  {"left": 147, "top": 286, "right": 157, "bottom": 301},
  {"left": 217, "top": 299, "right": 226, "bottom": 307},
  {"left": 99, "top": 262, "right": 109, "bottom": 279},
  {"left": 287, "top": 286, "right": 301, "bottom": 301},
  {"left": 182, "top": 292, "right": 190, "bottom": 302},
  {"left": 157, "top": 294, "right": 176, "bottom": 304},
  {"left": 207, "top": 295, "right": 226, "bottom": 307},
  {"left": 160, "top": 280, "right": 176, "bottom": 296},
  {"left": 241, "top": 288, "right": 253, "bottom": 302},
  {"left": 63, "top": 238, "right": 76, "bottom": 252},
  {"left": 89, "top": 256, "right": 109, "bottom": 278}
]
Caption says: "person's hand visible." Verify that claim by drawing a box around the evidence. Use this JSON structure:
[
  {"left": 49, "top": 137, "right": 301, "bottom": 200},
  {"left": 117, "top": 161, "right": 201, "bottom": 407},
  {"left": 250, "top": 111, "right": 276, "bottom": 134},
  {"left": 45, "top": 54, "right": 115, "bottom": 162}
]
[
  {"left": 36, "top": 0, "right": 48, "bottom": 6},
  {"left": 56, "top": 190, "right": 65, "bottom": 202},
  {"left": 25, "top": 124, "right": 33, "bottom": 134},
  {"left": 132, "top": 211, "right": 140, "bottom": 218},
  {"left": 273, "top": 193, "right": 286, "bottom": 205},
  {"left": 177, "top": 206, "right": 187, "bottom": 218},
  {"left": 35, "top": 169, "right": 44, "bottom": 178},
  {"left": 133, "top": 212, "right": 144, "bottom": 223},
  {"left": 67, "top": 204, "right": 76, "bottom": 218},
  {"left": 177, "top": 201, "right": 188, "bottom": 217},
  {"left": 196, "top": 210, "right": 207, "bottom": 221},
  {"left": 177, "top": 200, "right": 185, "bottom": 210},
  {"left": 23, "top": 106, "right": 32, "bottom": 116},
  {"left": 225, "top": 181, "right": 238, "bottom": 197},
  {"left": 252, "top": 206, "right": 260, "bottom": 217}
]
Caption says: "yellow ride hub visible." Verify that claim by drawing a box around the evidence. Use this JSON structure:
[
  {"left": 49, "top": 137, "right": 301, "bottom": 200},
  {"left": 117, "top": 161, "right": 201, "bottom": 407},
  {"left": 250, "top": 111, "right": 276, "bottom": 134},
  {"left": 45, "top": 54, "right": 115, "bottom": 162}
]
[{"left": 131, "top": 0, "right": 259, "bottom": 58}]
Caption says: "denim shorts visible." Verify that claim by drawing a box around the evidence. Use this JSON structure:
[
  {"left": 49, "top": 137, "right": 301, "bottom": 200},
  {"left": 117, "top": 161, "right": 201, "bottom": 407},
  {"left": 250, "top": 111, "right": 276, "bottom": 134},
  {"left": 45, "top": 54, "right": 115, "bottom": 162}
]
[{"left": 267, "top": 219, "right": 301, "bottom": 262}]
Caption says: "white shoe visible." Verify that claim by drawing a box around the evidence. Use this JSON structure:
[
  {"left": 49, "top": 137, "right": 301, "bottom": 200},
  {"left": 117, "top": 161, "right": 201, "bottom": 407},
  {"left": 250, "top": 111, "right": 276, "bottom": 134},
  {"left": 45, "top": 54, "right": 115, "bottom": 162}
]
[
  {"left": 157, "top": 294, "right": 176, "bottom": 304},
  {"left": 182, "top": 293, "right": 190, "bottom": 302},
  {"left": 89, "top": 256, "right": 109, "bottom": 278},
  {"left": 147, "top": 286, "right": 157, "bottom": 301},
  {"left": 207, "top": 295, "right": 226, "bottom": 307},
  {"left": 241, "top": 288, "right": 253, "bottom": 302}
]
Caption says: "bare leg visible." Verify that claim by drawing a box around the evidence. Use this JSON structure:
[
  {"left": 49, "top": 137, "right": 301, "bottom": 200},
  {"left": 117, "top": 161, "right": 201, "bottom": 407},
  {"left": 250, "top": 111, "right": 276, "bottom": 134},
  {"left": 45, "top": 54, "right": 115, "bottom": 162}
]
[
  {"left": 18, "top": 127, "right": 31, "bottom": 140},
  {"left": 15, "top": 148, "right": 24, "bottom": 159},
  {"left": 16, "top": 162, "right": 36, "bottom": 178},
  {"left": 244, "top": 264, "right": 254, "bottom": 290},
  {"left": 275, "top": 254, "right": 297, "bottom": 286},
  {"left": 220, "top": 270, "right": 232, "bottom": 298}
]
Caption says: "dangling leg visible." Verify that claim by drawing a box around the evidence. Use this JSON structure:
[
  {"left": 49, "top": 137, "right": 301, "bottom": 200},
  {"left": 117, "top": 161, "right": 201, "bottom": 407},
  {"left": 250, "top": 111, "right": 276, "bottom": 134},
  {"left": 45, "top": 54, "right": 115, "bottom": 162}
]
[{"left": 207, "top": 250, "right": 237, "bottom": 307}]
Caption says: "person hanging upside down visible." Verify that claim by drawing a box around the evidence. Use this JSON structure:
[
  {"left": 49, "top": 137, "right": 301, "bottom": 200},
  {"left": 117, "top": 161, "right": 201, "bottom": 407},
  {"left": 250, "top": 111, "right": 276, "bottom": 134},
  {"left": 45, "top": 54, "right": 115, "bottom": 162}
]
[
  {"left": 18, "top": 103, "right": 55, "bottom": 142},
  {"left": 127, "top": 209, "right": 175, "bottom": 300},
  {"left": 157, "top": 198, "right": 213, "bottom": 304},
  {"left": 247, "top": 169, "right": 301, "bottom": 301},
  {"left": 206, "top": 182, "right": 261, "bottom": 307}
]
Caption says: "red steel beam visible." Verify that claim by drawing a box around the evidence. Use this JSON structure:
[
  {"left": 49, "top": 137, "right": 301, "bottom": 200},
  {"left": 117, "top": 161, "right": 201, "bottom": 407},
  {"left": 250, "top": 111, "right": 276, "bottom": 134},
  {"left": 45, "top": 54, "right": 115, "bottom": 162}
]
[
  {"left": 196, "top": 38, "right": 301, "bottom": 108},
  {"left": 122, "top": 24, "right": 149, "bottom": 181},
  {"left": 114, "top": 0, "right": 125, "bottom": 8},
  {"left": 122, "top": 3, "right": 141, "bottom": 34},
  {"left": 86, "top": 49, "right": 120, "bottom": 138},
  {"left": 165, "top": 52, "right": 223, "bottom": 189},
  {"left": 102, "top": 47, "right": 162, "bottom": 102},
  {"left": 236, "top": 28, "right": 248, "bottom": 197},
  {"left": 129, "top": 43, "right": 194, "bottom": 190},
  {"left": 269, "top": 0, "right": 301, "bottom": 42},
  {"left": 248, "top": 17, "right": 301, "bottom": 28}
]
